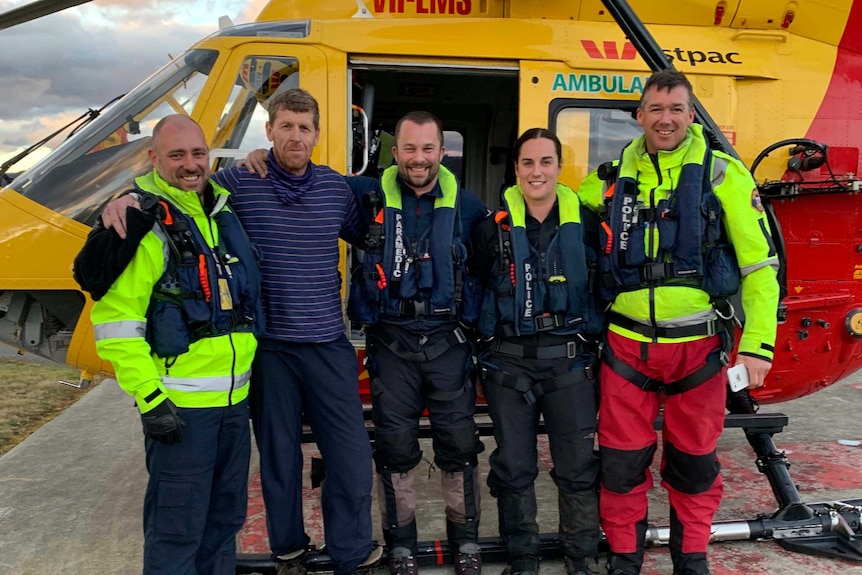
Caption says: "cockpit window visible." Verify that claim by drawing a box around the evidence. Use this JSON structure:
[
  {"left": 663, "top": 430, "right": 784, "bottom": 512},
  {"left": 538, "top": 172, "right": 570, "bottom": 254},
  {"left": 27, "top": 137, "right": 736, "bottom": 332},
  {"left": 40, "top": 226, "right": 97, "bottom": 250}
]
[
  {"left": 8, "top": 49, "right": 218, "bottom": 226},
  {"left": 212, "top": 56, "right": 301, "bottom": 169}
]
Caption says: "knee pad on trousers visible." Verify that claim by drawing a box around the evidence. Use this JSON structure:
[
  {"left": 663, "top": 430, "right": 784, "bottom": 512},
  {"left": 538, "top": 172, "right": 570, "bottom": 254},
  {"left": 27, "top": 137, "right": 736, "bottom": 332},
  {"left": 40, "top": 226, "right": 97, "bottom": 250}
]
[
  {"left": 373, "top": 430, "right": 422, "bottom": 474},
  {"left": 432, "top": 425, "right": 483, "bottom": 471},
  {"left": 661, "top": 441, "right": 720, "bottom": 494},
  {"left": 600, "top": 443, "right": 657, "bottom": 494}
]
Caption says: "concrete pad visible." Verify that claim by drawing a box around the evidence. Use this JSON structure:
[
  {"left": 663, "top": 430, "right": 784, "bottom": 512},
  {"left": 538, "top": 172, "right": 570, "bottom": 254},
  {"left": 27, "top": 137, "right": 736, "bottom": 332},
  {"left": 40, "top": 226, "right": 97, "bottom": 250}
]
[
  {"left": 0, "top": 382, "right": 144, "bottom": 575},
  {"left": 4, "top": 372, "right": 862, "bottom": 574}
]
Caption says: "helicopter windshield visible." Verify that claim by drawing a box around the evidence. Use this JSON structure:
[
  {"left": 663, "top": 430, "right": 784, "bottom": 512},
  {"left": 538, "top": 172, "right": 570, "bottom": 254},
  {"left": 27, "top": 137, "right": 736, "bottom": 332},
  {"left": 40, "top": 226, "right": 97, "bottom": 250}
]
[{"left": 7, "top": 49, "right": 218, "bottom": 227}]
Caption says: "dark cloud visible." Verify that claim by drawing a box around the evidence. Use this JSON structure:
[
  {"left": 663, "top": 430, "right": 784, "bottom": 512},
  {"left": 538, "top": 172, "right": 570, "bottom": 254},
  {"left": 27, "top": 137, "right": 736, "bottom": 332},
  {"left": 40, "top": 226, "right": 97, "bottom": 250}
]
[{"left": 0, "top": 0, "right": 247, "bottom": 158}]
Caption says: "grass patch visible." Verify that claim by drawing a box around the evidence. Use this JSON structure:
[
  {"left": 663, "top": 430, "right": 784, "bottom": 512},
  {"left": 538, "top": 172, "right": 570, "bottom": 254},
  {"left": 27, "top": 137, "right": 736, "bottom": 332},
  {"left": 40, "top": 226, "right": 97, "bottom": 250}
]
[{"left": 0, "top": 357, "right": 99, "bottom": 457}]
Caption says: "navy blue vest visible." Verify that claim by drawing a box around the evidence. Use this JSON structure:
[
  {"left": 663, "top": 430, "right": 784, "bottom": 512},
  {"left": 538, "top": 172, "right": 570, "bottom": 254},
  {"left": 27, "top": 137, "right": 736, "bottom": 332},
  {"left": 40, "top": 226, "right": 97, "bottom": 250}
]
[
  {"left": 478, "top": 185, "right": 600, "bottom": 338},
  {"left": 598, "top": 137, "right": 740, "bottom": 301},
  {"left": 349, "top": 165, "right": 480, "bottom": 326},
  {"left": 144, "top": 192, "right": 265, "bottom": 358}
]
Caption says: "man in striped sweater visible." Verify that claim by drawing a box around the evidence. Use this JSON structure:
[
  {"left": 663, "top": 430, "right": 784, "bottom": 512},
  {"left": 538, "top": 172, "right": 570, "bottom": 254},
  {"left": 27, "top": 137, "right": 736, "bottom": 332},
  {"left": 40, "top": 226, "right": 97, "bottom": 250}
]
[{"left": 101, "top": 89, "right": 380, "bottom": 575}]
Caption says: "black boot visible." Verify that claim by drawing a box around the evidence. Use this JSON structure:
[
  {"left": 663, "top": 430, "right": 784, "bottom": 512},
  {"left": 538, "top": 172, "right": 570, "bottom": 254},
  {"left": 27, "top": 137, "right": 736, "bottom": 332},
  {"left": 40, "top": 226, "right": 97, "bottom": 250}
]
[
  {"left": 563, "top": 556, "right": 598, "bottom": 575},
  {"left": 383, "top": 519, "right": 419, "bottom": 557},
  {"left": 670, "top": 552, "right": 710, "bottom": 575},
  {"left": 605, "top": 517, "right": 647, "bottom": 575},
  {"left": 669, "top": 506, "right": 711, "bottom": 575},
  {"left": 558, "top": 489, "right": 599, "bottom": 569},
  {"left": 605, "top": 552, "right": 641, "bottom": 575},
  {"left": 448, "top": 520, "right": 482, "bottom": 575},
  {"left": 495, "top": 486, "right": 539, "bottom": 574}
]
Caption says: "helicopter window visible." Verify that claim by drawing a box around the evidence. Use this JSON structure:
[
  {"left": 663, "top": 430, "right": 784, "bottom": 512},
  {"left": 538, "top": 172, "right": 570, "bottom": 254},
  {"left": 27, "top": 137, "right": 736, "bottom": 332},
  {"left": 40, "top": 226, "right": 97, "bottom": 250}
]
[
  {"left": 443, "top": 131, "right": 465, "bottom": 184},
  {"left": 550, "top": 100, "right": 642, "bottom": 183},
  {"left": 212, "top": 56, "right": 300, "bottom": 169},
  {"left": 8, "top": 49, "right": 219, "bottom": 227}
]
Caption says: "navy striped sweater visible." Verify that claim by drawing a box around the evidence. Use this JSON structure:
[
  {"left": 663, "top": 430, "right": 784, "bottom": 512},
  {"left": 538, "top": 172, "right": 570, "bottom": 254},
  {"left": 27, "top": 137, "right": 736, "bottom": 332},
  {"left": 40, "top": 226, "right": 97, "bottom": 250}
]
[{"left": 213, "top": 163, "right": 362, "bottom": 343}]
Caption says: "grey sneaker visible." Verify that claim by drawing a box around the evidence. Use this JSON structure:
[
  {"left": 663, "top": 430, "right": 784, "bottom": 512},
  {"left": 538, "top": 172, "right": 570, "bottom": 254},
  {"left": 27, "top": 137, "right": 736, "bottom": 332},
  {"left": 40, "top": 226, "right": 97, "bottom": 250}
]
[
  {"left": 388, "top": 547, "right": 418, "bottom": 575},
  {"left": 454, "top": 543, "right": 481, "bottom": 575},
  {"left": 275, "top": 549, "right": 307, "bottom": 575},
  {"left": 353, "top": 546, "right": 385, "bottom": 574}
]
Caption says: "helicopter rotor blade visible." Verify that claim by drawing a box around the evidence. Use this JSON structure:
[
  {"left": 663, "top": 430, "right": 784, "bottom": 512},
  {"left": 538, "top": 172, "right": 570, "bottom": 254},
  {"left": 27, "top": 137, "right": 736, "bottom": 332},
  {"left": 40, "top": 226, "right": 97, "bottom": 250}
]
[{"left": 0, "top": 0, "right": 92, "bottom": 31}]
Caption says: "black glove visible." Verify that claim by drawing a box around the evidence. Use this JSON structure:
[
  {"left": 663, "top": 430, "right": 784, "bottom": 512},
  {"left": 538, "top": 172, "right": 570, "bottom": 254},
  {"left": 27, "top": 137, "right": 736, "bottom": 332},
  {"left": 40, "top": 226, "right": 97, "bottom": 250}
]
[{"left": 141, "top": 399, "right": 186, "bottom": 445}]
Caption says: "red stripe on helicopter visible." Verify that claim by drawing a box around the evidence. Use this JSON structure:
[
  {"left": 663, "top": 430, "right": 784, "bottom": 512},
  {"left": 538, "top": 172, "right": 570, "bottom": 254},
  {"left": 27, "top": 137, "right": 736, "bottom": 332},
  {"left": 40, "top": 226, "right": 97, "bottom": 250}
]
[{"left": 803, "top": 0, "right": 862, "bottom": 174}]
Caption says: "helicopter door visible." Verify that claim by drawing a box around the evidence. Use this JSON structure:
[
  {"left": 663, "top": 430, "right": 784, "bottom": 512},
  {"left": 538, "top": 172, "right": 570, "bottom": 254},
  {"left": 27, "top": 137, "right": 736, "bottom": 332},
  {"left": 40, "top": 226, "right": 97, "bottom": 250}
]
[{"left": 204, "top": 45, "right": 331, "bottom": 170}]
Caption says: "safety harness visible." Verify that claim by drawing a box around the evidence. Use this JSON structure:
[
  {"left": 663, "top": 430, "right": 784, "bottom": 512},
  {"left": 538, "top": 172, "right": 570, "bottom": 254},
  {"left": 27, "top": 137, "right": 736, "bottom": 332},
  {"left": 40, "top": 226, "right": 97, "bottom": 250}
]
[
  {"left": 369, "top": 326, "right": 469, "bottom": 363},
  {"left": 141, "top": 190, "right": 264, "bottom": 358},
  {"left": 349, "top": 165, "right": 477, "bottom": 326},
  {"left": 480, "top": 338, "right": 596, "bottom": 406}
]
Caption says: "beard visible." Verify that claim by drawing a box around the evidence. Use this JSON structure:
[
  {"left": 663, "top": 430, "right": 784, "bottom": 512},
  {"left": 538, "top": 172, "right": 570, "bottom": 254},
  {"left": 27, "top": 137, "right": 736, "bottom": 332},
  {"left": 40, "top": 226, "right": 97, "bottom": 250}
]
[{"left": 398, "top": 162, "right": 438, "bottom": 190}]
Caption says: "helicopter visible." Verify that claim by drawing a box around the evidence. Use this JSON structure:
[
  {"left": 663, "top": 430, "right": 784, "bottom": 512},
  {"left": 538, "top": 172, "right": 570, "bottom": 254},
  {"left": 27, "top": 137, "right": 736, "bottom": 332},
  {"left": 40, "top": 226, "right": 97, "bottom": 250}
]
[{"left": 2, "top": 0, "right": 862, "bottom": 568}]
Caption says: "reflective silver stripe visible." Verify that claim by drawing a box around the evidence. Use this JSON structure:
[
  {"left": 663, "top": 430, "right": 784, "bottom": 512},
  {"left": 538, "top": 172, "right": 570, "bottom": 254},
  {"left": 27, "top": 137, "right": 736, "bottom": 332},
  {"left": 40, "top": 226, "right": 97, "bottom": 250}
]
[
  {"left": 741, "top": 257, "right": 780, "bottom": 277},
  {"left": 210, "top": 193, "right": 229, "bottom": 217},
  {"left": 162, "top": 369, "right": 251, "bottom": 393},
  {"left": 94, "top": 320, "right": 147, "bottom": 341},
  {"left": 151, "top": 224, "right": 171, "bottom": 270},
  {"left": 711, "top": 156, "right": 729, "bottom": 187},
  {"left": 615, "top": 309, "right": 717, "bottom": 329}
]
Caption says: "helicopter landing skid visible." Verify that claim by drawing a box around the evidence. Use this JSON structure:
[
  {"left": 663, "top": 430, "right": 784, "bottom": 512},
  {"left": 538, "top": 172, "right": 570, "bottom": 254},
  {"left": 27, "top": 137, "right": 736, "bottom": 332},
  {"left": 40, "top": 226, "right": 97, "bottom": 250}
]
[{"left": 235, "top": 412, "right": 862, "bottom": 573}]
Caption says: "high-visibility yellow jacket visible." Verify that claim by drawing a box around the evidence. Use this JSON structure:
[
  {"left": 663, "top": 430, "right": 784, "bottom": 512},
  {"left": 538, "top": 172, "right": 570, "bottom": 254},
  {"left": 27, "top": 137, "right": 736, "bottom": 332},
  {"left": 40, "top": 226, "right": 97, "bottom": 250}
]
[
  {"left": 578, "top": 125, "right": 779, "bottom": 361},
  {"left": 91, "top": 171, "right": 258, "bottom": 413}
]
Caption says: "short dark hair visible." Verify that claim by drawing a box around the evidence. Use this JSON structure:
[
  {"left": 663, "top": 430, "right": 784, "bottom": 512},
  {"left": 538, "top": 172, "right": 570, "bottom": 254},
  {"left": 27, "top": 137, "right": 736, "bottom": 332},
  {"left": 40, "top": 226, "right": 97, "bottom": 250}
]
[
  {"left": 639, "top": 69, "right": 693, "bottom": 108},
  {"left": 512, "top": 128, "right": 562, "bottom": 165},
  {"left": 268, "top": 87, "right": 320, "bottom": 129},
  {"left": 394, "top": 111, "right": 444, "bottom": 147}
]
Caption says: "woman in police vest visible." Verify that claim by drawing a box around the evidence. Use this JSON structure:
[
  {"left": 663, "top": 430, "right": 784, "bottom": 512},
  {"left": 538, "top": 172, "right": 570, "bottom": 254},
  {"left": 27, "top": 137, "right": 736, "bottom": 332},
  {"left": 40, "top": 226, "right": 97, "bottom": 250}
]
[{"left": 471, "top": 128, "right": 603, "bottom": 575}]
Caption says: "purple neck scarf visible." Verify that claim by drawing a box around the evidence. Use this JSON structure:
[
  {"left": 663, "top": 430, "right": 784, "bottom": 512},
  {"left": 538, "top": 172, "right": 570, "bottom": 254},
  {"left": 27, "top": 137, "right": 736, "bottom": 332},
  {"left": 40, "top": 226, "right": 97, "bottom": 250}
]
[{"left": 268, "top": 149, "right": 315, "bottom": 205}]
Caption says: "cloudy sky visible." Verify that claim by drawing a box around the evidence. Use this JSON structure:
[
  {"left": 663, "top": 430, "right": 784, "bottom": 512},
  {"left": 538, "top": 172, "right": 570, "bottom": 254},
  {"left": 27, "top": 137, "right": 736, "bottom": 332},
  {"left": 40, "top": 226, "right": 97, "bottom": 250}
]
[{"left": 0, "top": 0, "right": 268, "bottom": 172}]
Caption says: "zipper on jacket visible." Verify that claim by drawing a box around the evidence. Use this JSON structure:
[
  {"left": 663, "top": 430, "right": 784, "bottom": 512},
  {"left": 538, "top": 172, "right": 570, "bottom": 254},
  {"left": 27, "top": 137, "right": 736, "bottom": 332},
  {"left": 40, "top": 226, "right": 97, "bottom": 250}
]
[
  {"left": 647, "top": 153, "right": 663, "bottom": 342},
  {"left": 228, "top": 333, "right": 237, "bottom": 406}
]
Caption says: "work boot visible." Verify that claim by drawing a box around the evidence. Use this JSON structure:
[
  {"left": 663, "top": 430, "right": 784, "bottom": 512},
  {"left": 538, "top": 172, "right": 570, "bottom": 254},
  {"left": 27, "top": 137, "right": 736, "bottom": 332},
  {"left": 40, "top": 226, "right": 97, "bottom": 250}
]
[
  {"left": 499, "top": 567, "right": 537, "bottom": 575},
  {"left": 275, "top": 549, "right": 307, "bottom": 575},
  {"left": 557, "top": 490, "right": 599, "bottom": 572},
  {"left": 563, "top": 556, "right": 598, "bottom": 575},
  {"left": 605, "top": 552, "right": 641, "bottom": 575},
  {"left": 454, "top": 543, "right": 482, "bottom": 575},
  {"left": 671, "top": 551, "right": 711, "bottom": 575},
  {"left": 388, "top": 546, "right": 418, "bottom": 575}
]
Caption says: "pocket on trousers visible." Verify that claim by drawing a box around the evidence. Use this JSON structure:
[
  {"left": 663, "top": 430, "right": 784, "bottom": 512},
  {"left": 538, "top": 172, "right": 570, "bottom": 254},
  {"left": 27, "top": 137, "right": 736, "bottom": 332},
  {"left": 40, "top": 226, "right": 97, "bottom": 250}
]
[{"left": 155, "top": 480, "right": 192, "bottom": 536}]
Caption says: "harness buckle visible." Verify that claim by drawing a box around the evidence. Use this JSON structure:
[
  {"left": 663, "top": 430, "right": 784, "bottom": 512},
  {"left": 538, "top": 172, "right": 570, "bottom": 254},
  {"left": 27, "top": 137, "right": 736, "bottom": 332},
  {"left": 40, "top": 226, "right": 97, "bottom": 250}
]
[
  {"left": 566, "top": 341, "right": 577, "bottom": 359},
  {"left": 720, "top": 350, "right": 730, "bottom": 366},
  {"left": 714, "top": 299, "right": 735, "bottom": 321},
  {"left": 454, "top": 327, "right": 467, "bottom": 345},
  {"left": 535, "top": 314, "right": 557, "bottom": 331},
  {"left": 707, "top": 320, "right": 716, "bottom": 337},
  {"left": 638, "top": 377, "right": 657, "bottom": 392}
]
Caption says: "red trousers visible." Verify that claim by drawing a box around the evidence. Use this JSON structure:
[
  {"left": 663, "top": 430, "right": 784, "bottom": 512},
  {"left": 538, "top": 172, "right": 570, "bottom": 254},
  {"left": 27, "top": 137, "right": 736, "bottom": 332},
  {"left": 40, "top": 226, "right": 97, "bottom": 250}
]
[{"left": 598, "top": 331, "right": 727, "bottom": 555}]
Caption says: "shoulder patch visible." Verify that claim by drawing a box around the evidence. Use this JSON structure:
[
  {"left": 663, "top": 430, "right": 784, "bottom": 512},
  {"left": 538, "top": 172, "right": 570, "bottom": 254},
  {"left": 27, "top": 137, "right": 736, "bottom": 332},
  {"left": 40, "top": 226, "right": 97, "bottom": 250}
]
[{"left": 751, "top": 189, "right": 764, "bottom": 213}]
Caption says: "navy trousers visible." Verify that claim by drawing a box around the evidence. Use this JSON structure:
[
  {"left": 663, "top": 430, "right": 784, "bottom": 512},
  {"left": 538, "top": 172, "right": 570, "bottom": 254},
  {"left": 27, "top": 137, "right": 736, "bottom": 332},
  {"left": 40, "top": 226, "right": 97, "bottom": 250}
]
[
  {"left": 143, "top": 399, "right": 250, "bottom": 575},
  {"left": 251, "top": 335, "right": 373, "bottom": 575}
]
